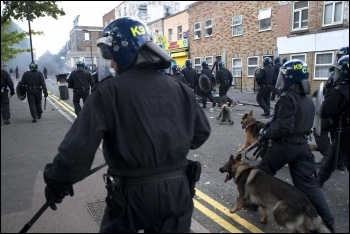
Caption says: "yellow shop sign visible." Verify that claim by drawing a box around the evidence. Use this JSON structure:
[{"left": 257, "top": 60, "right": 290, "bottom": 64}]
[
  {"left": 165, "top": 39, "right": 188, "bottom": 50},
  {"left": 156, "top": 36, "right": 166, "bottom": 43}
]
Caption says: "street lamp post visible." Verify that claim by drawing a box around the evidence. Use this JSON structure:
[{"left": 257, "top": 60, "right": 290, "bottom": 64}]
[{"left": 26, "top": 1, "right": 34, "bottom": 62}]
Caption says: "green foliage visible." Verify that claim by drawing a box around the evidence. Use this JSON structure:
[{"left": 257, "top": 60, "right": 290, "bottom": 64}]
[{"left": 1, "top": 1, "right": 65, "bottom": 62}]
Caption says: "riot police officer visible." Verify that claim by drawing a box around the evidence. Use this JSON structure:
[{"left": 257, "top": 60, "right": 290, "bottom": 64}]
[
  {"left": 1, "top": 69, "right": 15, "bottom": 124},
  {"left": 215, "top": 62, "right": 234, "bottom": 106},
  {"left": 257, "top": 59, "right": 335, "bottom": 232},
  {"left": 317, "top": 55, "right": 349, "bottom": 187},
  {"left": 67, "top": 61, "right": 95, "bottom": 116},
  {"left": 282, "top": 57, "right": 288, "bottom": 65},
  {"left": 181, "top": 59, "right": 197, "bottom": 90},
  {"left": 20, "top": 62, "right": 48, "bottom": 123},
  {"left": 172, "top": 64, "right": 186, "bottom": 84},
  {"left": 256, "top": 57, "right": 274, "bottom": 116},
  {"left": 270, "top": 57, "right": 282, "bottom": 101},
  {"left": 43, "top": 17, "right": 210, "bottom": 233},
  {"left": 200, "top": 61, "right": 216, "bottom": 108}
]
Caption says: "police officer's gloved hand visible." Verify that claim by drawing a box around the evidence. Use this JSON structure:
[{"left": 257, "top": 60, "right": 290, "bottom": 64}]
[
  {"left": 10, "top": 91, "right": 15, "bottom": 97},
  {"left": 45, "top": 185, "right": 74, "bottom": 210},
  {"left": 44, "top": 92, "right": 48, "bottom": 98}
]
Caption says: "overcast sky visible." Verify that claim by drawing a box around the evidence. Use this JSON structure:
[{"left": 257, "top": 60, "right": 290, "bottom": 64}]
[{"left": 13, "top": 1, "right": 195, "bottom": 58}]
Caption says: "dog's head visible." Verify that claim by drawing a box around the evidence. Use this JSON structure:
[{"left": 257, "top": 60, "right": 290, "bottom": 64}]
[
  {"left": 219, "top": 154, "right": 251, "bottom": 183},
  {"left": 241, "top": 110, "right": 257, "bottom": 129}
]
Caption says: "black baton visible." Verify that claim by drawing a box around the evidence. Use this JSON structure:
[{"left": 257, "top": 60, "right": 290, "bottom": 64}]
[
  {"left": 44, "top": 97, "right": 47, "bottom": 110},
  {"left": 19, "top": 162, "right": 107, "bottom": 233}
]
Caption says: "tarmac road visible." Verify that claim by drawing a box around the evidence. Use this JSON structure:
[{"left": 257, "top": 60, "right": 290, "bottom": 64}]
[{"left": 1, "top": 75, "right": 348, "bottom": 233}]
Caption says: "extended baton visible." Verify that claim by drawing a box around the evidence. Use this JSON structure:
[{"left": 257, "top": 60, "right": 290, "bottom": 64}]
[
  {"left": 44, "top": 96, "right": 47, "bottom": 110},
  {"left": 19, "top": 162, "right": 107, "bottom": 233}
]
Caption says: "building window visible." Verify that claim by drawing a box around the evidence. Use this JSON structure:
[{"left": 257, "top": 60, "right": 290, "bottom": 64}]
[
  {"left": 194, "top": 57, "right": 201, "bottom": 73},
  {"left": 315, "top": 52, "right": 334, "bottom": 80},
  {"left": 232, "top": 58, "right": 242, "bottom": 77},
  {"left": 178, "top": 26, "right": 182, "bottom": 40},
  {"left": 247, "top": 56, "right": 259, "bottom": 77},
  {"left": 293, "top": 1, "right": 309, "bottom": 30},
  {"left": 205, "top": 56, "right": 213, "bottom": 70},
  {"left": 139, "top": 4, "right": 147, "bottom": 16},
  {"left": 232, "top": 15, "right": 243, "bottom": 36},
  {"left": 194, "top": 22, "right": 201, "bottom": 39},
  {"left": 118, "top": 10, "right": 121, "bottom": 17},
  {"left": 168, "top": 28, "right": 173, "bottom": 42},
  {"left": 323, "top": 1, "right": 343, "bottom": 26},
  {"left": 258, "top": 8, "right": 272, "bottom": 31},
  {"left": 124, "top": 7, "right": 127, "bottom": 16},
  {"left": 291, "top": 53, "right": 306, "bottom": 62},
  {"left": 205, "top": 19, "right": 212, "bottom": 37}
]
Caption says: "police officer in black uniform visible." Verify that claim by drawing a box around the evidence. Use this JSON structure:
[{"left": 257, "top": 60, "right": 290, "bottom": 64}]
[
  {"left": 317, "top": 55, "right": 349, "bottom": 188},
  {"left": 43, "top": 17, "right": 211, "bottom": 233},
  {"left": 257, "top": 59, "right": 335, "bottom": 232},
  {"left": 181, "top": 59, "right": 197, "bottom": 90},
  {"left": 256, "top": 57, "right": 274, "bottom": 117},
  {"left": 215, "top": 62, "right": 234, "bottom": 106},
  {"left": 1, "top": 69, "right": 15, "bottom": 124},
  {"left": 171, "top": 64, "right": 186, "bottom": 84},
  {"left": 200, "top": 61, "right": 216, "bottom": 108},
  {"left": 20, "top": 62, "right": 48, "bottom": 123},
  {"left": 270, "top": 57, "right": 282, "bottom": 101},
  {"left": 67, "top": 61, "right": 95, "bottom": 116}
]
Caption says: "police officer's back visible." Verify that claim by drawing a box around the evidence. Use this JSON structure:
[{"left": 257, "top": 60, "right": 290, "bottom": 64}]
[
  {"left": 1, "top": 69, "right": 15, "bottom": 124},
  {"left": 67, "top": 61, "right": 95, "bottom": 115},
  {"left": 43, "top": 17, "right": 210, "bottom": 233},
  {"left": 200, "top": 61, "right": 216, "bottom": 108},
  {"left": 181, "top": 59, "right": 197, "bottom": 89},
  {"left": 171, "top": 64, "right": 186, "bottom": 84},
  {"left": 256, "top": 57, "right": 274, "bottom": 116},
  {"left": 20, "top": 62, "right": 48, "bottom": 122}
]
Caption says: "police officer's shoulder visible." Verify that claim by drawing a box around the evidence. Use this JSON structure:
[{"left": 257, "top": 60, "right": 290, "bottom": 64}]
[{"left": 91, "top": 75, "right": 114, "bottom": 91}]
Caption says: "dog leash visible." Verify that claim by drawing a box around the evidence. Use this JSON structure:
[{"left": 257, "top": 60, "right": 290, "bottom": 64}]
[
  {"left": 19, "top": 162, "right": 107, "bottom": 233},
  {"left": 244, "top": 142, "right": 260, "bottom": 161}
]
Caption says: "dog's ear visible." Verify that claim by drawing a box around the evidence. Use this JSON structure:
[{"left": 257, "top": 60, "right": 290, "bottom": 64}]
[
  {"left": 235, "top": 153, "right": 242, "bottom": 161},
  {"left": 249, "top": 110, "right": 253, "bottom": 116}
]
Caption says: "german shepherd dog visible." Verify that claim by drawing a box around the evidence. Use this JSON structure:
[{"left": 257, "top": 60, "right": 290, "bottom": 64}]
[
  {"left": 219, "top": 154, "right": 331, "bottom": 233},
  {"left": 236, "top": 110, "right": 265, "bottom": 153}
]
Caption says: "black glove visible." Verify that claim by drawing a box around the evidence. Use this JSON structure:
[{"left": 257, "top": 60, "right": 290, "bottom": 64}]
[
  {"left": 10, "top": 91, "right": 15, "bottom": 97},
  {"left": 45, "top": 185, "right": 74, "bottom": 210},
  {"left": 44, "top": 92, "right": 48, "bottom": 98}
]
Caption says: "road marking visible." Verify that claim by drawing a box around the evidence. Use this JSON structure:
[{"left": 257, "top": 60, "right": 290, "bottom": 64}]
[
  {"left": 48, "top": 92, "right": 76, "bottom": 117},
  {"left": 195, "top": 189, "right": 264, "bottom": 233}
]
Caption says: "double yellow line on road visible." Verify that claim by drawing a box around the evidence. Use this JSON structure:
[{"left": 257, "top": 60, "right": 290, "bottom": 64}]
[{"left": 48, "top": 92, "right": 264, "bottom": 233}]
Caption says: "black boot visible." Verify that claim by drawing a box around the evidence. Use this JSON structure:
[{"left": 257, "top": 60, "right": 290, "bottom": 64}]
[{"left": 3, "top": 119, "right": 10, "bottom": 124}]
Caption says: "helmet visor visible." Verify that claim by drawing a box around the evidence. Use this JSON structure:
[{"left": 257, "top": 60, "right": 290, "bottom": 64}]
[
  {"left": 97, "top": 47, "right": 115, "bottom": 81},
  {"left": 275, "top": 67, "right": 287, "bottom": 90}
]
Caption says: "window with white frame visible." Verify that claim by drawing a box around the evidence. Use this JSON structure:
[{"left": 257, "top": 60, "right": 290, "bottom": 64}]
[
  {"left": 323, "top": 1, "right": 343, "bottom": 26},
  {"left": 232, "top": 58, "right": 242, "bottom": 77},
  {"left": 232, "top": 15, "right": 243, "bottom": 36},
  {"left": 168, "top": 28, "right": 173, "bottom": 42},
  {"left": 124, "top": 7, "right": 127, "bottom": 16},
  {"left": 194, "top": 22, "right": 201, "bottom": 39},
  {"left": 247, "top": 57, "right": 259, "bottom": 77},
  {"left": 205, "top": 19, "right": 212, "bottom": 37},
  {"left": 205, "top": 56, "right": 213, "bottom": 70},
  {"left": 291, "top": 54, "right": 306, "bottom": 62},
  {"left": 178, "top": 26, "right": 182, "bottom": 40},
  {"left": 293, "top": 1, "right": 309, "bottom": 30},
  {"left": 194, "top": 57, "right": 201, "bottom": 73},
  {"left": 258, "top": 8, "right": 272, "bottom": 31},
  {"left": 314, "top": 52, "right": 334, "bottom": 79},
  {"left": 139, "top": 4, "right": 147, "bottom": 16},
  {"left": 118, "top": 10, "right": 121, "bottom": 17}
]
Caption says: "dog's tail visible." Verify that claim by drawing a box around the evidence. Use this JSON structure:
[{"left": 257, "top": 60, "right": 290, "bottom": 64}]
[{"left": 304, "top": 206, "right": 331, "bottom": 233}]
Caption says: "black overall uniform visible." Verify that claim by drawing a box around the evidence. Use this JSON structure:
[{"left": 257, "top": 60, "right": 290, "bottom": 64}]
[
  {"left": 43, "top": 66, "right": 211, "bottom": 233},
  {"left": 20, "top": 70, "right": 48, "bottom": 121},
  {"left": 67, "top": 69, "right": 95, "bottom": 116},
  {"left": 256, "top": 86, "right": 335, "bottom": 231},
  {"left": 216, "top": 68, "right": 234, "bottom": 105},
  {"left": 173, "top": 72, "right": 187, "bottom": 84},
  {"left": 1, "top": 69, "right": 15, "bottom": 123},
  {"left": 256, "top": 66, "right": 274, "bottom": 115},
  {"left": 319, "top": 82, "right": 349, "bottom": 182},
  {"left": 181, "top": 67, "right": 197, "bottom": 90},
  {"left": 270, "top": 62, "right": 282, "bottom": 100},
  {"left": 200, "top": 68, "right": 216, "bottom": 108}
]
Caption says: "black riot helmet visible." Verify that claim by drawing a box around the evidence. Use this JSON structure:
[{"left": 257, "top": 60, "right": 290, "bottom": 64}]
[
  {"left": 333, "top": 55, "right": 349, "bottom": 83},
  {"left": 76, "top": 61, "right": 85, "bottom": 71},
  {"left": 29, "top": 62, "right": 38, "bottom": 71},
  {"left": 201, "top": 60, "right": 209, "bottom": 69},
  {"left": 336, "top": 46, "right": 349, "bottom": 61},
  {"left": 263, "top": 57, "right": 272, "bottom": 67},
  {"left": 172, "top": 64, "right": 181, "bottom": 74},
  {"left": 97, "top": 17, "right": 171, "bottom": 77},
  {"left": 185, "top": 59, "right": 192, "bottom": 69}
]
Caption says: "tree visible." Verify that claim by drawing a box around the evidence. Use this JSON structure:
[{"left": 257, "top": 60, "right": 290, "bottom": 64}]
[{"left": 1, "top": 1, "right": 65, "bottom": 62}]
